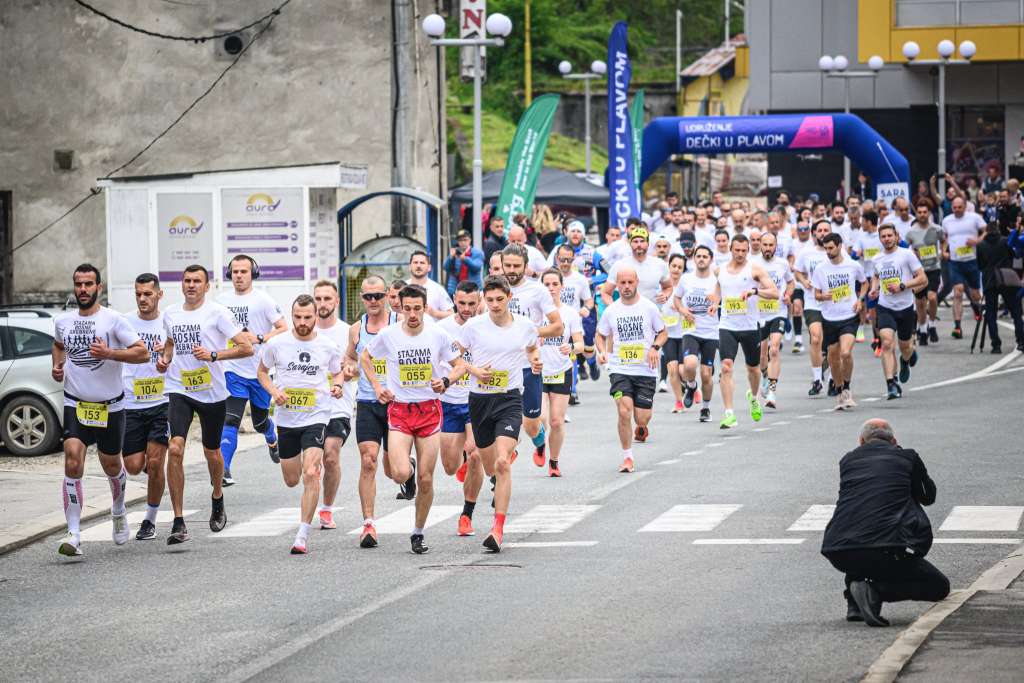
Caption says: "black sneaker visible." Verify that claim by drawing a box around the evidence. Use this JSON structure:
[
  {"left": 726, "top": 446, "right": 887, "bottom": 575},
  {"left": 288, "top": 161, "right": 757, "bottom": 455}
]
[
  {"left": 683, "top": 384, "right": 697, "bottom": 409},
  {"left": 268, "top": 442, "right": 281, "bottom": 464},
  {"left": 886, "top": 382, "right": 900, "bottom": 400},
  {"left": 991, "top": 345, "right": 1002, "bottom": 354},
  {"left": 849, "top": 581, "right": 889, "bottom": 627},
  {"left": 827, "top": 379, "right": 838, "bottom": 397},
  {"left": 699, "top": 407, "right": 711, "bottom": 422},
  {"left": 398, "top": 457, "right": 417, "bottom": 500},
  {"left": 895, "top": 382, "right": 903, "bottom": 397},
  {"left": 410, "top": 534, "right": 429, "bottom": 554},
  {"left": 589, "top": 363, "right": 601, "bottom": 381},
  {"left": 898, "top": 356, "right": 911, "bottom": 384},
  {"left": 167, "top": 519, "right": 190, "bottom": 546},
  {"left": 951, "top": 327, "right": 963, "bottom": 339},
  {"left": 808, "top": 380, "right": 823, "bottom": 397},
  {"left": 576, "top": 359, "right": 587, "bottom": 381},
  {"left": 928, "top": 327, "right": 939, "bottom": 343},
  {"left": 222, "top": 468, "right": 235, "bottom": 487},
  {"left": 908, "top": 350, "right": 918, "bottom": 367},
  {"left": 917, "top": 331, "right": 928, "bottom": 346},
  {"left": 136, "top": 519, "right": 156, "bottom": 541},
  {"left": 209, "top": 495, "right": 227, "bottom": 533},
  {"left": 569, "top": 392, "right": 580, "bottom": 406}
]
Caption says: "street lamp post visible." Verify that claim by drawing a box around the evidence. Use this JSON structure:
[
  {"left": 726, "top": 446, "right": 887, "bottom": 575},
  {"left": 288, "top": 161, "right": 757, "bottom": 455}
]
[
  {"left": 422, "top": 12, "right": 513, "bottom": 249},
  {"left": 819, "top": 54, "right": 884, "bottom": 198},
  {"left": 902, "top": 39, "right": 976, "bottom": 198},
  {"left": 558, "top": 59, "right": 607, "bottom": 180}
]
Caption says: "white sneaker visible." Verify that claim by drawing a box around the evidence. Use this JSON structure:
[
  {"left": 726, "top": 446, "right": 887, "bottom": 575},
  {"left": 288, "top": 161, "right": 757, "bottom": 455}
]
[
  {"left": 58, "top": 534, "right": 82, "bottom": 557},
  {"left": 784, "top": 329, "right": 794, "bottom": 341},
  {"left": 564, "top": 414, "right": 572, "bottom": 423},
  {"left": 759, "top": 376, "right": 769, "bottom": 397},
  {"left": 657, "top": 380, "right": 668, "bottom": 393},
  {"left": 833, "top": 393, "right": 846, "bottom": 411},
  {"left": 112, "top": 512, "right": 130, "bottom": 545},
  {"left": 765, "top": 390, "right": 777, "bottom": 409},
  {"left": 843, "top": 390, "right": 856, "bottom": 410}
]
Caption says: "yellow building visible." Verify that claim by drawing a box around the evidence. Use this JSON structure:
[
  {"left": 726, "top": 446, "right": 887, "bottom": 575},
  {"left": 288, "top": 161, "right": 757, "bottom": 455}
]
[{"left": 678, "top": 35, "right": 751, "bottom": 118}]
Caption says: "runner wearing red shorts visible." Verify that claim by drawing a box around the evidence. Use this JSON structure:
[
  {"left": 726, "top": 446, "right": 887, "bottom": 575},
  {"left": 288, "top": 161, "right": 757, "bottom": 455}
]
[{"left": 362, "top": 284, "right": 464, "bottom": 554}]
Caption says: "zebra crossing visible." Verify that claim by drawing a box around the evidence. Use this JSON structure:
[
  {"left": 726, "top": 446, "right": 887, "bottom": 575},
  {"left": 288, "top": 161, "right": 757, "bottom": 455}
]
[{"left": 78, "top": 503, "right": 1024, "bottom": 546}]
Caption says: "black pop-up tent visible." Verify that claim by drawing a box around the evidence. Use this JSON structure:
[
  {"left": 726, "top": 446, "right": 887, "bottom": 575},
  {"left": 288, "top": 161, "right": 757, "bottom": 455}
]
[{"left": 449, "top": 167, "right": 608, "bottom": 207}]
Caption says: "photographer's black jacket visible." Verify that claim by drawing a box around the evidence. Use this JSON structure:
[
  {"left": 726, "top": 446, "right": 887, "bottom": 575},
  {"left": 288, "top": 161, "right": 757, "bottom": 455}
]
[{"left": 821, "top": 442, "right": 936, "bottom": 556}]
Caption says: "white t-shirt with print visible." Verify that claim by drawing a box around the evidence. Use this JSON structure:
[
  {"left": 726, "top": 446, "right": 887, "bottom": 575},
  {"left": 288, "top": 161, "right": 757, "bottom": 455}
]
[
  {"left": 941, "top": 212, "right": 986, "bottom": 262},
  {"left": 458, "top": 314, "right": 539, "bottom": 395},
  {"left": 795, "top": 247, "right": 830, "bottom": 312},
  {"left": 540, "top": 305, "right": 582, "bottom": 378},
  {"left": 259, "top": 332, "right": 343, "bottom": 428},
  {"left": 872, "top": 247, "right": 923, "bottom": 312},
  {"left": 366, "top": 323, "right": 459, "bottom": 404},
  {"left": 122, "top": 312, "right": 168, "bottom": 409},
  {"left": 55, "top": 307, "right": 141, "bottom": 411},
  {"left": 811, "top": 259, "right": 867, "bottom": 321},
  {"left": 216, "top": 289, "right": 284, "bottom": 378},
  {"left": 607, "top": 255, "right": 670, "bottom": 303},
  {"left": 436, "top": 314, "right": 473, "bottom": 406},
  {"left": 673, "top": 271, "right": 720, "bottom": 341},
  {"left": 316, "top": 320, "right": 356, "bottom": 420},
  {"left": 163, "top": 301, "right": 242, "bottom": 403},
  {"left": 559, "top": 271, "right": 593, "bottom": 311},
  {"left": 597, "top": 298, "right": 666, "bottom": 378}
]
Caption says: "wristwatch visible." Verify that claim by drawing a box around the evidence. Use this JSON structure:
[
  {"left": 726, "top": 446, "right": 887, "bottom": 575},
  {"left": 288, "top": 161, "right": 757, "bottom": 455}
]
[
  {"left": 442, "top": 376, "right": 451, "bottom": 389},
  {"left": 652, "top": 343, "right": 662, "bottom": 351},
  {"left": 750, "top": 287, "right": 759, "bottom": 296},
  {"left": 899, "top": 283, "right": 907, "bottom": 291},
  {"left": 257, "top": 334, "right": 265, "bottom": 344},
  {"left": 210, "top": 351, "right": 218, "bottom": 362}
]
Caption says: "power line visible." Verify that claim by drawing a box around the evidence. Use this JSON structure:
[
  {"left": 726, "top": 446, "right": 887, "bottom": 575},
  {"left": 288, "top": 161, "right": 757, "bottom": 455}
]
[
  {"left": 12, "top": 6, "right": 283, "bottom": 254},
  {"left": 73, "top": 0, "right": 289, "bottom": 43}
]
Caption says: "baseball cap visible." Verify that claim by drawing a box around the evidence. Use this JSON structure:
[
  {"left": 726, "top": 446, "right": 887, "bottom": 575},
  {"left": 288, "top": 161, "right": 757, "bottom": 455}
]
[
  {"left": 678, "top": 230, "right": 696, "bottom": 248},
  {"left": 455, "top": 229, "right": 471, "bottom": 239},
  {"left": 567, "top": 220, "right": 585, "bottom": 234},
  {"left": 628, "top": 226, "right": 649, "bottom": 241}
]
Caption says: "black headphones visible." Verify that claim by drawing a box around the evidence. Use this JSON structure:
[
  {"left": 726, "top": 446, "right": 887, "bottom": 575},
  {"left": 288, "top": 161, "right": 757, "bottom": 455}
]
[{"left": 225, "top": 254, "right": 260, "bottom": 280}]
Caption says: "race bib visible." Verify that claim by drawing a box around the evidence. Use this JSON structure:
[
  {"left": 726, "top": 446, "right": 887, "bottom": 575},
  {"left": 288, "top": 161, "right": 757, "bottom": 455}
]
[
  {"left": 882, "top": 277, "right": 902, "bottom": 292},
  {"left": 758, "top": 299, "right": 779, "bottom": 314},
  {"left": 830, "top": 283, "right": 852, "bottom": 303},
  {"left": 132, "top": 377, "right": 164, "bottom": 402},
  {"left": 724, "top": 297, "right": 746, "bottom": 315},
  {"left": 371, "top": 357, "right": 387, "bottom": 377},
  {"left": 181, "top": 367, "right": 212, "bottom": 392},
  {"left": 479, "top": 370, "right": 509, "bottom": 392},
  {"left": 456, "top": 372, "right": 471, "bottom": 387},
  {"left": 284, "top": 388, "right": 316, "bottom": 412},
  {"left": 681, "top": 317, "right": 696, "bottom": 331},
  {"left": 864, "top": 247, "right": 881, "bottom": 260},
  {"left": 542, "top": 371, "right": 565, "bottom": 384},
  {"left": 918, "top": 245, "right": 937, "bottom": 260},
  {"left": 956, "top": 245, "right": 975, "bottom": 258},
  {"left": 661, "top": 314, "right": 679, "bottom": 327},
  {"left": 617, "top": 343, "right": 645, "bottom": 364},
  {"left": 75, "top": 401, "right": 108, "bottom": 428},
  {"left": 399, "top": 363, "right": 432, "bottom": 387}
]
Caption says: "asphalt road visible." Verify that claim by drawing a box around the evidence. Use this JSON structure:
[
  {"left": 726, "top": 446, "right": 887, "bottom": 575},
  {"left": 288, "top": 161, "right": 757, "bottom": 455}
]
[{"left": 1, "top": 318, "right": 1022, "bottom": 682}]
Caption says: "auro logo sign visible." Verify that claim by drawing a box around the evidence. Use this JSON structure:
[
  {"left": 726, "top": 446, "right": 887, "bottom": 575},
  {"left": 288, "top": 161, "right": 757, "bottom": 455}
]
[
  {"left": 168, "top": 215, "right": 204, "bottom": 235},
  {"left": 246, "top": 192, "right": 281, "bottom": 213}
]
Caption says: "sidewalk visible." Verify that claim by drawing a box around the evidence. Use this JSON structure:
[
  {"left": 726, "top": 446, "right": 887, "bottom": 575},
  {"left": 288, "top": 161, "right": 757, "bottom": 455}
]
[{"left": 0, "top": 431, "right": 266, "bottom": 555}]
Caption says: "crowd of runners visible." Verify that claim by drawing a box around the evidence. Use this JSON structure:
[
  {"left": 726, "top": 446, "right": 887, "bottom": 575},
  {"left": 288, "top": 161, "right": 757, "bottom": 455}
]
[{"left": 51, "top": 187, "right": 1021, "bottom": 558}]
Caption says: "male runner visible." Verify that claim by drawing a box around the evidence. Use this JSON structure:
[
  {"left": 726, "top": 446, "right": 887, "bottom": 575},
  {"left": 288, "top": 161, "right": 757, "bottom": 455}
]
[
  {"left": 501, "top": 244, "right": 563, "bottom": 467},
  {"left": 870, "top": 225, "right": 927, "bottom": 399},
  {"left": 437, "top": 281, "right": 486, "bottom": 537},
  {"left": 257, "top": 295, "right": 344, "bottom": 554},
  {"left": 712, "top": 229, "right": 732, "bottom": 267},
  {"left": 853, "top": 210, "right": 884, "bottom": 351},
  {"left": 788, "top": 221, "right": 814, "bottom": 353},
  {"left": 674, "top": 245, "right": 721, "bottom": 422},
  {"left": 459, "top": 275, "right": 542, "bottom": 553},
  {"left": 364, "top": 285, "right": 463, "bottom": 554},
  {"left": 940, "top": 197, "right": 986, "bottom": 338},
  {"left": 596, "top": 267, "right": 667, "bottom": 471},
  {"left": 346, "top": 275, "right": 408, "bottom": 548},
  {"left": 754, "top": 232, "right": 795, "bottom": 409},
  {"left": 602, "top": 226, "right": 672, "bottom": 305},
  {"left": 157, "top": 264, "right": 253, "bottom": 544},
  {"left": 553, "top": 243, "right": 597, "bottom": 392},
  {"left": 812, "top": 235, "right": 868, "bottom": 410},
  {"left": 907, "top": 203, "right": 946, "bottom": 345},
  {"left": 661, "top": 254, "right": 687, "bottom": 411},
  {"left": 539, "top": 269, "right": 584, "bottom": 476},
  {"left": 388, "top": 279, "right": 406, "bottom": 314},
  {"left": 795, "top": 220, "right": 834, "bottom": 395},
  {"left": 121, "top": 273, "right": 170, "bottom": 541},
  {"left": 217, "top": 254, "right": 287, "bottom": 485},
  {"left": 407, "top": 251, "right": 453, "bottom": 320},
  {"left": 311, "top": 280, "right": 357, "bottom": 530},
  {"left": 53, "top": 264, "right": 148, "bottom": 556},
  {"left": 882, "top": 197, "right": 914, "bottom": 241},
  {"left": 507, "top": 225, "right": 549, "bottom": 277},
  {"left": 717, "top": 235, "right": 778, "bottom": 429}
]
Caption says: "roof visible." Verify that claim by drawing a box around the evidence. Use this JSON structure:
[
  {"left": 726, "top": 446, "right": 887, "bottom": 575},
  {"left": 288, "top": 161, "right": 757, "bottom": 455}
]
[
  {"left": 680, "top": 34, "right": 747, "bottom": 78},
  {"left": 449, "top": 167, "right": 608, "bottom": 207}
]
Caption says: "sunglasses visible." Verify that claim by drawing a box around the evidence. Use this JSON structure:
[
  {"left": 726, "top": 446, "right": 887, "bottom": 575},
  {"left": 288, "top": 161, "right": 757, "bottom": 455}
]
[
  {"left": 361, "top": 292, "right": 386, "bottom": 301},
  {"left": 557, "top": 257, "right": 574, "bottom": 263}
]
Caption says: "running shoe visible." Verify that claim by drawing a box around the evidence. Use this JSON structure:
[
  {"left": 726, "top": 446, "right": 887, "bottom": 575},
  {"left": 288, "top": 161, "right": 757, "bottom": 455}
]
[
  {"left": 136, "top": 519, "right": 156, "bottom": 541},
  {"left": 319, "top": 509, "right": 336, "bottom": 530},
  {"left": 895, "top": 382, "right": 903, "bottom": 397},
  {"left": 827, "top": 379, "right": 838, "bottom": 397},
  {"left": 58, "top": 534, "right": 82, "bottom": 557},
  {"left": 886, "top": 382, "right": 900, "bottom": 400},
  {"left": 765, "top": 390, "right": 777, "bottom": 409},
  {"left": 792, "top": 340, "right": 804, "bottom": 354},
  {"left": 455, "top": 457, "right": 468, "bottom": 484},
  {"left": 548, "top": 462, "right": 562, "bottom": 477},
  {"left": 694, "top": 389, "right": 702, "bottom": 404},
  {"left": 699, "top": 407, "right": 711, "bottom": 423},
  {"left": 719, "top": 412, "right": 737, "bottom": 429},
  {"left": 833, "top": 393, "right": 846, "bottom": 411},
  {"left": 483, "top": 527, "right": 503, "bottom": 553},
  {"left": 746, "top": 389, "right": 762, "bottom": 422},
  {"left": 855, "top": 328, "right": 865, "bottom": 343},
  {"left": 634, "top": 425, "right": 648, "bottom": 442},
  {"left": 399, "top": 457, "right": 417, "bottom": 499},
  {"left": 112, "top": 512, "right": 130, "bottom": 545},
  {"left": 221, "top": 468, "right": 235, "bottom": 487},
  {"left": 759, "top": 375, "right": 769, "bottom": 398},
  {"left": 808, "top": 380, "right": 823, "bottom": 397},
  {"left": 672, "top": 400, "right": 684, "bottom": 414},
  {"left": 899, "top": 356, "right": 911, "bottom": 384},
  {"left": 917, "top": 331, "right": 928, "bottom": 346},
  {"left": 290, "top": 539, "right": 307, "bottom": 555},
  {"left": 683, "top": 384, "right": 697, "bottom": 409},
  {"left": 268, "top": 442, "right": 280, "bottom": 464},
  {"left": 564, "top": 412, "right": 572, "bottom": 423},
  {"left": 359, "top": 523, "right": 378, "bottom": 548},
  {"left": 509, "top": 449, "right": 518, "bottom": 464},
  {"left": 873, "top": 340, "right": 882, "bottom": 357},
  {"left": 532, "top": 442, "right": 546, "bottom": 467},
  {"left": 410, "top": 534, "right": 429, "bottom": 555},
  {"left": 209, "top": 495, "right": 227, "bottom": 532},
  {"left": 457, "top": 514, "right": 475, "bottom": 536},
  {"left": 843, "top": 390, "right": 857, "bottom": 410},
  {"left": 928, "top": 327, "right": 939, "bottom": 343},
  {"left": 569, "top": 392, "right": 580, "bottom": 406},
  {"left": 784, "top": 329, "right": 794, "bottom": 342},
  {"left": 951, "top": 327, "right": 963, "bottom": 339},
  {"left": 589, "top": 363, "right": 601, "bottom": 381},
  {"left": 167, "top": 520, "right": 190, "bottom": 546},
  {"left": 657, "top": 380, "right": 668, "bottom": 393},
  {"left": 908, "top": 350, "right": 918, "bottom": 367},
  {"left": 618, "top": 456, "right": 635, "bottom": 473}
]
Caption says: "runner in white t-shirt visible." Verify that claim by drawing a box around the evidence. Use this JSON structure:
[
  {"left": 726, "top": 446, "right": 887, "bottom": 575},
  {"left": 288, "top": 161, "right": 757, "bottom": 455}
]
[
  {"left": 258, "top": 295, "right": 344, "bottom": 555},
  {"left": 788, "top": 222, "right": 815, "bottom": 354},
  {"left": 363, "top": 284, "right": 463, "bottom": 555},
  {"left": 553, "top": 243, "right": 597, "bottom": 402},
  {"left": 157, "top": 264, "right": 253, "bottom": 546},
  {"left": 602, "top": 226, "right": 672, "bottom": 305},
  {"left": 660, "top": 254, "right": 688, "bottom": 413},
  {"left": 754, "top": 233, "right": 794, "bottom": 410},
  {"left": 596, "top": 267, "right": 668, "bottom": 473},
  {"left": 794, "top": 220, "right": 834, "bottom": 396},
  {"left": 408, "top": 250, "right": 454, "bottom": 321},
  {"left": 538, "top": 269, "right": 584, "bottom": 477},
  {"left": 940, "top": 197, "right": 987, "bottom": 338},
  {"left": 53, "top": 264, "right": 148, "bottom": 557},
  {"left": 673, "top": 246, "right": 721, "bottom": 423}
]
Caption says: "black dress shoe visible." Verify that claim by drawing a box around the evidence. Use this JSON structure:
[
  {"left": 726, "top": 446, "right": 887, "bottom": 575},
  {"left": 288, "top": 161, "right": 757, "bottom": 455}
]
[
  {"left": 991, "top": 346, "right": 1002, "bottom": 354},
  {"left": 850, "top": 581, "right": 889, "bottom": 627}
]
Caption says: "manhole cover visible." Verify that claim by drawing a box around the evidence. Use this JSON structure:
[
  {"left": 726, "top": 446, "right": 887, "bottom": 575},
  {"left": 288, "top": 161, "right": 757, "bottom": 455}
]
[{"left": 419, "top": 563, "right": 522, "bottom": 571}]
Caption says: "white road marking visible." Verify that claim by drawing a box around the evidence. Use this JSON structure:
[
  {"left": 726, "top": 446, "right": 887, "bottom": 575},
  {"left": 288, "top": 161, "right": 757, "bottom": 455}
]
[
  {"left": 933, "top": 538, "right": 1022, "bottom": 544},
  {"left": 692, "top": 538, "right": 805, "bottom": 545},
  {"left": 503, "top": 505, "right": 600, "bottom": 533},
  {"left": 639, "top": 504, "right": 741, "bottom": 532},
  {"left": 861, "top": 397, "right": 881, "bottom": 402},
  {"left": 787, "top": 504, "right": 836, "bottom": 531},
  {"left": 797, "top": 414, "right": 815, "bottom": 419},
  {"left": 752, "top": 427, "right": 771, "bottom": 432},
  {"left": 773, "top": 420, "right": 791, "bottom": 426},
  {"left": 682, "top": 450, "right": 703, "bottom": 456},
  {"left": 723, "top": 435, "right": 742, "bottom": 440},
  {"left": 657, "top": 458, "right": 682, "bottom": 465},
  {"left": 80, "top": 509, "right": 198, "bottom": 542},
  {"left": 505, "top": 541, "right": 598, "bottom": 548},
  {"left": 346, "top": 505, "right": 461, "bottom": 535},
  {"left": 911, "top": 349, "right": 1022, "bottom": 391},
  {"left": 587, "top": 470, "right": 652, "bottom": 502},
  {"left": 938, "top": 506, "right": 1023, "bottom": 531},
  {"left": 706, "top": 442, "right": 725, "bottom": 448},
  {"left": 218, "top": 507, "right": 306, "bottom": 538},
  {"left": 817, "top": 408, "right": 833, "bottom": 413}
]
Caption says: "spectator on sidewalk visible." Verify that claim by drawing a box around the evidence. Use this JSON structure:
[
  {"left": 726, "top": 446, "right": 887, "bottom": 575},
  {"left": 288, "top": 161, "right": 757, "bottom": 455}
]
[
  {"left": 443, "top": 230, "right": 484, "bottom": 296},
  {"left": 977, "top": 221, "right": 1024, "bottom": 353},
  {"left": 821, "top": 419, "right": 950, "bottom": 627},
  {"left": 483, "top": 216, "right": 508, "bottom": 263}
]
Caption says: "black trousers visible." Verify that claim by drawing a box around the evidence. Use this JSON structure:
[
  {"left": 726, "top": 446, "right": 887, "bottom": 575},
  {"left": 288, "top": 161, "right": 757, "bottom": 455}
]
[
  {"left": 825, "top": 549, "right": 950, "bottom": 604},
  {"left": 983, "top": 286, "right": 1024, "bottom": 349}
]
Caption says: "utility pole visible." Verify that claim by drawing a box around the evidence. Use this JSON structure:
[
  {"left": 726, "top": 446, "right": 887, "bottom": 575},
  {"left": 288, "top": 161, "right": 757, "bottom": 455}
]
[
  {"left": 524, "top": 0, "right": 532, "bottom": 106},
  {"left": 392, "top": 0, "right": 414, "bottom": 235}
]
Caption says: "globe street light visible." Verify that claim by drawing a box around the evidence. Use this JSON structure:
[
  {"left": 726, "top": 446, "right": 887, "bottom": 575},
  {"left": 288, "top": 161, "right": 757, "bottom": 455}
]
[
  {"left": 422, "top": 13, "right": 513, "bottom": 248},
  {"left": 902, "top": 39, "right": 976, "bottom": 196},
  {"left": 559, "top": 59, "right": 607, "bottom": 179},
  {"left": 820, "top": 54, "right": 884, "bottom": 197}
]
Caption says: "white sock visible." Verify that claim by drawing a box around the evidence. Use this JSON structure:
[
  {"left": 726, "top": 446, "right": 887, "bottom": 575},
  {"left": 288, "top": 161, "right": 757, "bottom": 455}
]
[
  {"left": 724, "top": 409, "right": 734, "bottom": 416},
  {"left": 412, "top": 527, "right": 424, "bottom": 536},
  {"left": 318, "top": 504, "right": 330, "bottom": 514},
  {"left": 108, "top": 466, "right": 127, "bottom": 516},
  {"left": 928, "top": 320, "right": 936, "bottom": 330},
  {"left": 145, "top": 504, "right": 159, "bottom": 524},
  {"left": 702, "top": 400, "right": 711, "bottom": 409},
  {"left": 297, "top": 522, "right": 311, "bottom": 541},
  {"left": 918, "top": 323, "right": 927, "bottom": 332},
  {"left": 363, "top": 517, "right": 374, "bottom": 527},
  {"left": 813, "top": 367, "right": 823, "bottom": 382},
  {"left": 622, "top": 448, "right": 633, "bottom": 460},
  {"left": 63, "top": 476, "right": 83, "bottom": 537}
]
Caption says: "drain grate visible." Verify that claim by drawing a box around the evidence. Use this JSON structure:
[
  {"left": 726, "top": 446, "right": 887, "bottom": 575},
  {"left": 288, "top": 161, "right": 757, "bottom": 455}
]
[{"left": 419, "top": 563, "right": 522, "bottom": 571}]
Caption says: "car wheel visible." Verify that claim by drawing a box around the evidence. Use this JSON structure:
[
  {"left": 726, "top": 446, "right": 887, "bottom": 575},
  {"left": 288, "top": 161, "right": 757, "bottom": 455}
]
[{"left": 1, "top": 395, "right": 61, "bottom": 457}]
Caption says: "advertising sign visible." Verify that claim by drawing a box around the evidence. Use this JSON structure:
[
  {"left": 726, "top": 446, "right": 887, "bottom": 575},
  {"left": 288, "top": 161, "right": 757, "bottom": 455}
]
[
  {"left": 156, "top": 192, "right": 214, "bottom": 282},
  {"left": 221, "top": 188, "right": 305, "bottom": 280},
  {"left": 677, "top": 115, "right": 835, "bottom": 155}
]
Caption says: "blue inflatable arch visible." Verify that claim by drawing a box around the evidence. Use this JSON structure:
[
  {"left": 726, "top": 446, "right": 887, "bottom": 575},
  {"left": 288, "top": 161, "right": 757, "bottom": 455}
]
[{"left": 639, "top": 114, "right": 911, "bottom": 201}]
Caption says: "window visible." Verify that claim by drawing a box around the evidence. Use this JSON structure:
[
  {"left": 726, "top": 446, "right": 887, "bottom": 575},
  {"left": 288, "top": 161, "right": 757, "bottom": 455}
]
[
  {"left": 11, "top": 326, "right": 53, "bottom": 358},
  {"left": 947, "top": 106, "right": 1005, "bottom": 185},
  {"left": 895, "top": 0, "right": 1023, "bottom": 26}
]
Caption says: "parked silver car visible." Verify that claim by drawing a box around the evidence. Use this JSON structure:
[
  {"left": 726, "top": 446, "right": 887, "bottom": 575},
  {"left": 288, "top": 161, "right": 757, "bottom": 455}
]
[{"left": 0, "top": 307, "right": 66, "bottom": 456}]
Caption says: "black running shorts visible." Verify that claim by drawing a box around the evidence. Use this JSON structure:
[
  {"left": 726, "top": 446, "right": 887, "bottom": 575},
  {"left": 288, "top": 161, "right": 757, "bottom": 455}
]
[
  {"left": 719, "top": 329, "right": 760, "bottom": 367},
  {"left": 123, "top": 403, "right": 169, "bottom": 454},
  {"left": 278, "top": 423, "right": 327, "bottom": 460},
  {"left": 608, "top": 373, "right": 656, "bottom": 410},
  {"left": 63, "top": 405, "right": 126, "bottom": 455},
  {"left": 468, "top": 390, "right": 523, "bottom": 449},
  {"left": 167, "top": 394, "right": 226, "bottom": 450},
  {"left": 823, "top": 315, "right": 861, "bottom": 347},
  {"left": 355, "top": 400, "right": 389, "bottom": 451},
  {"left": 876, "top": 304, "right": 917, "bottom": 341}
]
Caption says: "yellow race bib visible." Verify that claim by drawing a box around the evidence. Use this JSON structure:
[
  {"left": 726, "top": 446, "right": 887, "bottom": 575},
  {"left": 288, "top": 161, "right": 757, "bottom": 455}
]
[
  {"left": 284, "top": 388, "right": 316, "bottom": 412},
  {"left": 864, "top": 247, "right": 881, "bottom": 260},
  {"left": 661, "top": 314, "right": 679, "bottom": 327},
  {"left": 724, "top": 297, "right": 746, "bottom": 315},
  {"left": 955, "top": 245, "right": 975, "bottom": 258},
  {"left": 542, "top": 371, "right": 565, "bottom": 384},
  {"left": 917, "top": 245, "right": 937, "bottom": 259},
  {"left": 830, "top": 283, "right": 852, "bottom": 303},
  {"left": 133, "top": 377, "right": 164, "bottom": 402},
  {"left": 479, "top": 370, "right": 509, "bottom": 392},
  {"left": 757, "top": 299, "right": 779, "bottom": 314},
  {"left": 371, "top": 357, "right": 387, "bottom": 377},
  {"left": 681, "top": 317, "right": 696, "bottom": 331},
  {"left": 399, "top": 363, "right": 432, "bottom": 387},
  {"left": 76, "top": 401, "right": 108, "bottom": 428},
  {"left": 882, "top": 277, "right": 902, "bottom": 292},
  {"left": 181, "top": 367, "right": 212, "bottom": 392},
  {"left": 617, "top": 343, "right": 645, "bottom": 364}
]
